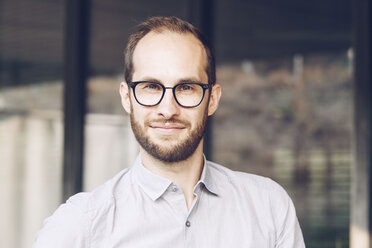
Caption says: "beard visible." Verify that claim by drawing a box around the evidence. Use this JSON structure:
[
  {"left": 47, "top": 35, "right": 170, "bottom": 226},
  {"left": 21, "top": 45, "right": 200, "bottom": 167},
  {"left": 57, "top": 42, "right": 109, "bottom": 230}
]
[{"left": 130, "top": 109, "right": 208, "bottom": 163}]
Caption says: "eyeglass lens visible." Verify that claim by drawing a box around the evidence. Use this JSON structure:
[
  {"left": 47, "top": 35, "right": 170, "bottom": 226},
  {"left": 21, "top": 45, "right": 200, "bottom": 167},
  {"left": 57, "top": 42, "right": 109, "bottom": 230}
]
[{"left": 134, "top": 82, "right": 206, "bottom": 107}]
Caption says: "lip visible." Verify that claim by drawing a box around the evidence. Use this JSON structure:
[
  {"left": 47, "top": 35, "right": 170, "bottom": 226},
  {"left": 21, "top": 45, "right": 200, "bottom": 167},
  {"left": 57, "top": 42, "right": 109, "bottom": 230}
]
[{"left": 149, "top": 123, "right": 186, "bottom": 134}]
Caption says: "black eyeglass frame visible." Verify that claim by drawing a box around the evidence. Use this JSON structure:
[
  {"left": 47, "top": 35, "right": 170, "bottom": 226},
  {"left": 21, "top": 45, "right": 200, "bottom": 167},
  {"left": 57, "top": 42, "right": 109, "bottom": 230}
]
[{"left": 127, "top": 81, "right": 211, "bottom": 108}]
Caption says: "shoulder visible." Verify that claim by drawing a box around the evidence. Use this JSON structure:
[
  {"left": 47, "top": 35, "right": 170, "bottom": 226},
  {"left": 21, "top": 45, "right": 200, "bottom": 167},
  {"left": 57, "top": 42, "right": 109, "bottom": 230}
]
[
  {"left": 33, "top": 168, "right": 132, "bottom": 248},
  {"left": 68, "top": 167, "right": 132, "bottom": 212},
  {"left": 207, "top": 160, "right": 285, "bottom": 194},
  {"left": 207, "top": 160, "right": 304, "bottom": 245},
  {"left": 207, "top": 160, "right": 293, "bottom": 216}
]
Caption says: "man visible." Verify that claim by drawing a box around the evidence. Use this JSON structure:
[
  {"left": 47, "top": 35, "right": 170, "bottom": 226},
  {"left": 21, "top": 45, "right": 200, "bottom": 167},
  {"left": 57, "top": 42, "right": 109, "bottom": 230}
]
[{"left": 33, "top": 16, "right": 305, "bottom": 247}]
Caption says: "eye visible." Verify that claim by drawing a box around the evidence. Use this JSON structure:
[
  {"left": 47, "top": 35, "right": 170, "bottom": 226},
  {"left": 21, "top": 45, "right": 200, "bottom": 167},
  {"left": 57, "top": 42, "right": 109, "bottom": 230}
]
[
  {"left": 178, "top": 83, "right": 194, "bottom": 91},
  {"left": 147, "top": 83, "right": 160, "bottom": 89},
  {"left": 140, "top": 82, "right": 162, "bottom": 91}
]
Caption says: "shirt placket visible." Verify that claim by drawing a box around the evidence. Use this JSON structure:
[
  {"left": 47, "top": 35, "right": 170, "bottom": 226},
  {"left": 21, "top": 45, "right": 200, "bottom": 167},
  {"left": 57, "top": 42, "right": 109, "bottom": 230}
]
[
  {"left": 162, "top": 183, "right": 202, "bottom": 248},
  {"left": 184, "top": 184, "right": 203, "bottom": 248},
  {"left": 162, "top": 183, "right": 188, "bottom": 222}
]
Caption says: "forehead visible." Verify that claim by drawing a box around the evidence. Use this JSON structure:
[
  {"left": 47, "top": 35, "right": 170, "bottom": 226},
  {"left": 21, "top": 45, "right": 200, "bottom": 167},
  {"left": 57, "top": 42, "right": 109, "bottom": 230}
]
[{"left": 132, "top": 31, "right": 208, "bottom": 82}]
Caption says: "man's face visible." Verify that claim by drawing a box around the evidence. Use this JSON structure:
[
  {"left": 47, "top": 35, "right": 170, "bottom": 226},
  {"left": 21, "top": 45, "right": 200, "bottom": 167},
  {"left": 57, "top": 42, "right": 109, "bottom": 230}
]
[{"left": 120, "top": 31, "right": 221, "bottom": 163}]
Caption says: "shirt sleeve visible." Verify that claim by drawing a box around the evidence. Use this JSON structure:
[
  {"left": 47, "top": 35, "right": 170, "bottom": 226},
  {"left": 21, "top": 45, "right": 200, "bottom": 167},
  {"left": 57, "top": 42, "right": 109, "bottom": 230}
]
[
  {"left": 32, "top": 194, "right": 90, "bottom": 248},
  {"left": 268, "top": 179, "right": 306, "bottom": 248}
]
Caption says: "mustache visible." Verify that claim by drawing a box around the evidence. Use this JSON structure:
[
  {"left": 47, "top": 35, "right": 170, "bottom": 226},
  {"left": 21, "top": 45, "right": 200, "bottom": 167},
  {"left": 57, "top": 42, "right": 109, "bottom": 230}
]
[{"left": 145, "top": 118, "right": 190, "bottom": 127}]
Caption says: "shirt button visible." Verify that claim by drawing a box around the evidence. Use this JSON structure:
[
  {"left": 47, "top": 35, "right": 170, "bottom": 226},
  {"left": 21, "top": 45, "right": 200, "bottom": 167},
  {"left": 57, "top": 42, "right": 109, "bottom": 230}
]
[
  {"left": 172, "top": 187, "right": 178, "bottom": 192},
  {"left": 185, "top": 220, "right": 191, "bottom": 227}
]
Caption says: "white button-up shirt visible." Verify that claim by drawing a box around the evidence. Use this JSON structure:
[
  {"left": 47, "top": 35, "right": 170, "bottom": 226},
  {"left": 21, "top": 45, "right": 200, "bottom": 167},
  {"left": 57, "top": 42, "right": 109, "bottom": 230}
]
[{"left": 33, "top": 156, "right": 305, "bottom": 248}]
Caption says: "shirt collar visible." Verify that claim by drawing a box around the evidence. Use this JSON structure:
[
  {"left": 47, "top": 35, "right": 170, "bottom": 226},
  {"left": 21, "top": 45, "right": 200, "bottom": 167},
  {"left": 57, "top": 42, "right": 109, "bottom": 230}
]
[
  {"left": 198, "top": 155, "right": 219, "bottom": 196},
  {"left": 132, "top": 156, "right": 173, "bottom": 201},
  {"left": 132, "top": 154, "right": 219, "bottom": 201}
]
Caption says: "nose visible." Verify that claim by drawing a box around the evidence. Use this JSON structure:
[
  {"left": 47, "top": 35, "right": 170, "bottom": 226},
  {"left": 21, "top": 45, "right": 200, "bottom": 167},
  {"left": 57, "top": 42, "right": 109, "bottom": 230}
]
[{"left": 156, "top": 88, "right": 180, "bottom": 119}]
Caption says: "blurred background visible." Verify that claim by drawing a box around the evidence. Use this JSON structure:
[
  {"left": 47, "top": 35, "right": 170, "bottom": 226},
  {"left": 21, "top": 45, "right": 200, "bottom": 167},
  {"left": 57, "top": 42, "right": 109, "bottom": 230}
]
[{"left": 0, "top": 0, "right": 367, "bottom": 247}]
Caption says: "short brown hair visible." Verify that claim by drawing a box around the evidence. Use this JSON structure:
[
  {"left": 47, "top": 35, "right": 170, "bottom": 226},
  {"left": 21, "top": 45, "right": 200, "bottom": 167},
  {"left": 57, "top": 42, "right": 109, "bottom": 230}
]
[{"left": 124, "top": 16, "right": 215, "bottom": 85}]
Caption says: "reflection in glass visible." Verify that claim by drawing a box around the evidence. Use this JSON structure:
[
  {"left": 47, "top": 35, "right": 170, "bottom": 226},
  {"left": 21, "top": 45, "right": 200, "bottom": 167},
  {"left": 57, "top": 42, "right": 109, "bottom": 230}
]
[{"left": 214, "top": 52, "right": 352, "bottom": 247}]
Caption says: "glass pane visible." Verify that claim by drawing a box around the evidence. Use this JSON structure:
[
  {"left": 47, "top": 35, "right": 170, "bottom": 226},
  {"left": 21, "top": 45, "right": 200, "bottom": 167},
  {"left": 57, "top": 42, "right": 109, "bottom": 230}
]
[
  {"left": 214, "top": 53, "right": 352, "bottom": 247},
  {"left": 0, "top": 1, "right": 64, "bottom": 247},
  {"left": 214, "top": 0, "right": 352, "bottom": 247}
]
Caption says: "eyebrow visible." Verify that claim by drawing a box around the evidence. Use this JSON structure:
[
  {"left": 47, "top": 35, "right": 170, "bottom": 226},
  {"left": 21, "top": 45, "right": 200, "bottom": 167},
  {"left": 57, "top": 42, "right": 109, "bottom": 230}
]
[
  {"left": 138, "top": 77, "right": 203, "bottom": 84},
  {"left": 178, "top": 78, "right": 203, "bottom": 84}
]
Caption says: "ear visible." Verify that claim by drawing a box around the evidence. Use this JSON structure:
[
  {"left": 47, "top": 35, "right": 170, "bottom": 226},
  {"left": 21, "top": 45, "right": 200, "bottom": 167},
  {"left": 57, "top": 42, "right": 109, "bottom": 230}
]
[
  {"left": 208, "top": 83, "right": 221, "bottom": 116},
  {"left": 119, "top": 82, "right": 132, "bottom": 114}
]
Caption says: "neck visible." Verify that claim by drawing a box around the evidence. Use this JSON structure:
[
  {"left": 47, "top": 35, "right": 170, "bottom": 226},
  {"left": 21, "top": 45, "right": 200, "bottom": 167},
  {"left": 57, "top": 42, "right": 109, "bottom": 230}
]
[{"left": 140, "top": 141, "right": 204, "bottom": 209}]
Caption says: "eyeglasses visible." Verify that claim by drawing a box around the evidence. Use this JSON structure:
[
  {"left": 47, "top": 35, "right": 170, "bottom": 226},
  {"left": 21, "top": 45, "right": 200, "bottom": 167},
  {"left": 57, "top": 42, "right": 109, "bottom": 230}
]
[{"left": 127, "top": 81, "right": 211, "bottom": 108}]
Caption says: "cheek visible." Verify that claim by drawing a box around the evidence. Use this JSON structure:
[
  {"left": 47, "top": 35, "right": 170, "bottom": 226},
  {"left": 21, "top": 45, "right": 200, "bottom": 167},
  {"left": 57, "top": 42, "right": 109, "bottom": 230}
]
[
  {"left": 131, "top": 106, "right": 153, "bottom": 128},
  {"left": 130, "top": 105, "right": 143, "bottom": 122},
  {"left": 189, "top": 106, "right": 208, "bottom": 127}
]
